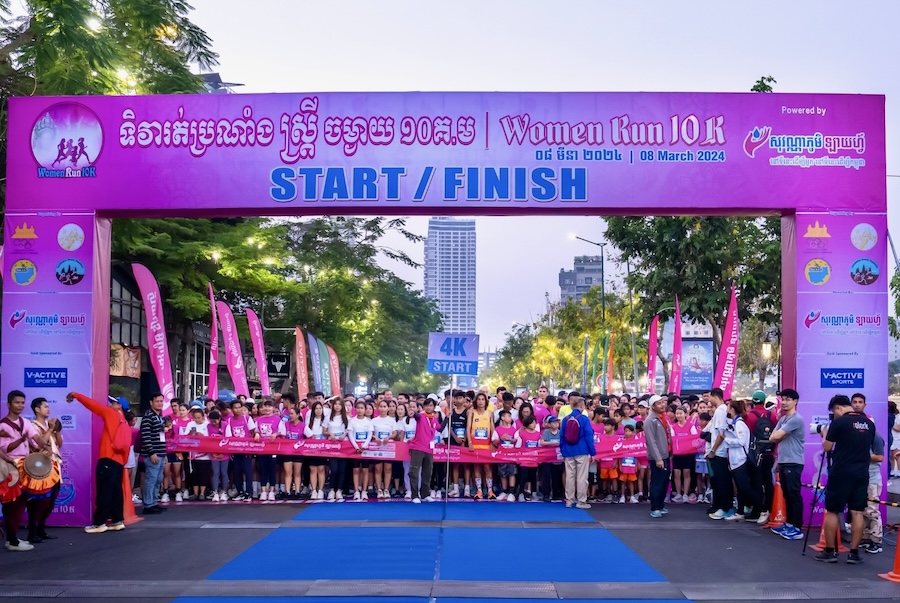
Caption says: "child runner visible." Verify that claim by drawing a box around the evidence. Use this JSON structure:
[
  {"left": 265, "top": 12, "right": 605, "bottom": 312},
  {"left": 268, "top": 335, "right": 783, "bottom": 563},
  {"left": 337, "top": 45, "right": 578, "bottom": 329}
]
[
  {"left": 207, "top": 411, "right": 230, "bottom": 502},
  {"left": 539, "top": 415, "right": 564, "bottom": 501},
  {"left": 303, "top": 401, "right": 327, "bottom": 500},
  {"left": 371, "top": 400, "right": 397, "bottom": 499},
  {"left": 599, "top": 419, "right": 619, "bottom": 503},
  {"left": 696, "top": 412, "right": 712, "bottom": 503},
  {"left": 467, "top": 392, "right": 495, "bottom": 499},
  {"left": 619, "top": 424, "right": 639, "bottom": 503},
  {"left": 348, "top": 400, "right": 373, "bottom": 500},
  {"left": 492, "top": 409, "right": 520, "bottom": 501},
  {"left": 670, "top": 405, "right": 698, "bottom": 503},
  {"left": 516, "top": 415, "right": 542, "bottom": 501},
  {"left": 282, "top": 407, "right": 305, "bottom": 499},
  {"left": 182, "top": 407, "right": 212, "bottom": 501},
  {"left": 225, "top": 399, "right": 258, "bottom": 501},
  {"left": 324, "top": 398, "right": 349, "bottom": 502},
  {"left": 256, "top": 400, "right": 286, "bottom": 501}
]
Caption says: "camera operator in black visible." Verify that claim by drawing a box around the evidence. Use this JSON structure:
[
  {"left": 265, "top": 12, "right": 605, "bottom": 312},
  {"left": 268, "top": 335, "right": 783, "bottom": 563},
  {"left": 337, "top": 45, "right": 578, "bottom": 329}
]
[{"left": 815, "top": 395, "right": 875, "bottom": 565}]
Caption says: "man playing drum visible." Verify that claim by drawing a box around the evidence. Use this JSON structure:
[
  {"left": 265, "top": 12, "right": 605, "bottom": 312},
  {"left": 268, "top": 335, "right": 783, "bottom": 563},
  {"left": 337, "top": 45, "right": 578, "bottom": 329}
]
[{"left": 0, "top": 390, "right": 46, "bottom": 551}]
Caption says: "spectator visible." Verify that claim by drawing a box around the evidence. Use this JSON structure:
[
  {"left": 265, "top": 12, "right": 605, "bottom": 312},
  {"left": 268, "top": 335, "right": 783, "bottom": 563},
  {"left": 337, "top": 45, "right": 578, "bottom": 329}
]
[
  {"left": 705, "top": 388, "right": 734, "bottom": 520},
  {"left": 767, "top": 388, "right": 805, "bottom": 540},
  {"left": 643, "top": 394, "right": 671, "bottom": 518},
  {"left": 746, "top": 390, "right": 776, "bottom": 525},
  {"left": 723, "top": 399, "right": 761, "bottom": 521},
  {"left": 140, "top": 392, "right": 168, "bottom": 515},
  {"left": 852, "top": 392, "right": 883, "bottom": 555},
  {"left": 560, "top": 395, "right": 595, "bottom": 509}
]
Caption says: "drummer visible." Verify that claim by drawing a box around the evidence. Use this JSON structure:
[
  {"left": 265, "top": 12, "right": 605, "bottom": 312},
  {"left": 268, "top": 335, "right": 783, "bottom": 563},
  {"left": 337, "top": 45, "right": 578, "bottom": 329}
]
[
  {"left": 0, "top": 390, "right": 45, "bottom": 552},
  {"left": 28, "top": 397, "right": 63, "bottom": 543}
]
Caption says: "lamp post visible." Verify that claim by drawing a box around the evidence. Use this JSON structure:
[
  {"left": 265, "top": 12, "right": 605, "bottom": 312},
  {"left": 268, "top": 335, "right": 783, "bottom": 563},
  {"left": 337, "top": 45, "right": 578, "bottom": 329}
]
[{"left": 567, "top": 234, "right": 606, "bottom": 321}]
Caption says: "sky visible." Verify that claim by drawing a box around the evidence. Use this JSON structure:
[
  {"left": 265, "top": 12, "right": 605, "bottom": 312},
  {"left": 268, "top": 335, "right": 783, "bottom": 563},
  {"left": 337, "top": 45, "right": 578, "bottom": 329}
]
[{"left": 186, "top": 0, "right": 900, "bottom": 349}]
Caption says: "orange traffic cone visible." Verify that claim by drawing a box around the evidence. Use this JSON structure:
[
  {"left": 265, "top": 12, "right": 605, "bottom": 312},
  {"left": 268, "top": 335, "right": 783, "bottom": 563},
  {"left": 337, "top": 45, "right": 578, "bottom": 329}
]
[
  {"left": 809, "top": 522, "right": 849, "bottom": 553},
  {"left": 878, "top": 537, "right": 900, "bottom": 582},
  {"left": 763, "top": 478, "right": 786, "bottom": 529},
  {"left": 121, "top": 469, "right": 143, "bottom": 526}
]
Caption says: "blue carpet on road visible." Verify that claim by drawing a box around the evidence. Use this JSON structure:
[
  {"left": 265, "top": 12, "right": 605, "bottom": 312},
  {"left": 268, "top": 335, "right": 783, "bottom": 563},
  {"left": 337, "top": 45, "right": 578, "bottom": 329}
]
[
  {"left": 439, "top": 528, "right": 664, "bottom": 582},
  {"left": 208, "top": 527, "right": 439, "bottom": 581},
  {"left": 175, "top": 599, "right": 690, "bottom": 603},
  {"left": 444, "top": 502, "right": 594, "bottom": 522},
  {"left": 294, "top": 501, "right": 594, "bottom": 523},
  {"left": 294, "top": 502, "right": 443, "bottom": 521}
]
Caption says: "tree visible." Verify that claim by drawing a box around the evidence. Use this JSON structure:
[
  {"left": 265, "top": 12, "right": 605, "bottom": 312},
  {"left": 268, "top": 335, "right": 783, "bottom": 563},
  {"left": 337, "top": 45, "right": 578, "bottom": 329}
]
[
  {"left": 751, "top": 76, "right": 777, "bottom": 93},
  {"left": 0, "top": 0, "right": 218, "bottom": 233},
  {"left": 736, "top": 317, "right": 776, "bottom": 393}
]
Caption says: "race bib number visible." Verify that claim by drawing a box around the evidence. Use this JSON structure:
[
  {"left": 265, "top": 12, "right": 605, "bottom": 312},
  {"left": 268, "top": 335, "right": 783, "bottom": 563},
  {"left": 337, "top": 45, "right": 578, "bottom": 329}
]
[
  {"left": 406, "top": 431, "right": 415, "bottom": 440},
  {"left": 622, "top": 457, "right": 636, "bottom": 467},
  {"left": 474, "top": 428, "right": 488, "bottom": 439},
  {"left": 454, "top": 428, "right": 465, "bottom": 438},
  {"left": 501, "top": 440, "right": 514, "bottom": 448},
  {"left": 354, "top": 432, "right": 366, "bottom": 441},
  {"left": 526, "top": 441, "right": 539, "bottom": 448},
  {"left": 377, "top": 431, "right": 390, "bottom": 440},
  {"left": 332, "top": 431, "right": 344, "bottom": 439}
]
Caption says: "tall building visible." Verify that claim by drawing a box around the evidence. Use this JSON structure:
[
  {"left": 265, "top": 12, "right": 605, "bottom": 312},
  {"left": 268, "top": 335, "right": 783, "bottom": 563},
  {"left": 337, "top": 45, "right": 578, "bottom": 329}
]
[
  {"left": 424, "top": 217, "right": 476, "bottom": 333},
  {"left": 559, "top": 255, "right": 604, "bottom": 304}
]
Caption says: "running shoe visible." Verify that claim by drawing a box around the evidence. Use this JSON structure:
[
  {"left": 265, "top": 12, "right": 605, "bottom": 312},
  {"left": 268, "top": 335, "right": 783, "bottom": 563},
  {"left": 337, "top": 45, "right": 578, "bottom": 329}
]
[{"left": 815, "top": 550, "right": 838, "bottom": 563}]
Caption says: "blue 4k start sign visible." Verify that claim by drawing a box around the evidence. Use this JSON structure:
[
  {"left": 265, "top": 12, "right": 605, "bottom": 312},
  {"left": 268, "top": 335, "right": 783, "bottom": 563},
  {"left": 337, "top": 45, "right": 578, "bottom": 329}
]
[{"left": 427, "top": 333, "right": 480, "bottom": 375}]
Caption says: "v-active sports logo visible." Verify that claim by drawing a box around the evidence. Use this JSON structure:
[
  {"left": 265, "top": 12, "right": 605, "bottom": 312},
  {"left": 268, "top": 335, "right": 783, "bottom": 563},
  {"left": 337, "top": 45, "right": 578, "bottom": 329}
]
[
  {"left": 820, "top": 368, "right": 864, "bottom": 389},
  {"left": 804, "top": 310, "right": 882, "bottom": 335},
  {"left": 742, "top": 126, "right": 867, "bottom": 170},
  {"left": 24, "top": 367, "right": 68, "bottom": 388}
]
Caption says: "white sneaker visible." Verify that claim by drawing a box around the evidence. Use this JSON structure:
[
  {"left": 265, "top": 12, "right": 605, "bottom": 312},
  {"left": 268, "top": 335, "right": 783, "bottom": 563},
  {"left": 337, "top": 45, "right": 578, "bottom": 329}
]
[
  {"left": 211, "top": 492, "right": 219, "bottom": 502},
  {"left": 518, "top": 493, "right": 526, "bottom": 502},
  {"left": 219, "top": 491, "right": 229, "bottom": 501},
  {"left": 507, "top": 493, "right": 516, "bottom": 502},
  {"left": 404, "top": 491, "right": 412, "bottom": 500},
  {"left": 107, "top": 521, "right": 125, "bottom": 531},
  {"left": 464, "top": 485, "right": 471, "bottom": 498},
  {"left": 336, "top": 490, "right": 344, "bottom": 501},
  {"left": 424, "top": 495, "right": 435, "bottom": 502},
  {"left": 756, "top": 511, "right": 770, "bottom": 525},
  {"left": 5, "top": 541, "right": 34, "bottom": 551},
  {"left": 327, "top": 490, "right": 336, "bottom": 501},
  {"left": 629, "top": 495, "right": 639, "bottom": 504},
  {"left": 353, "top": 490, "right": 361, "bottom": 501},
  {"left": 175, "top": 491, "right": 183, "bottom": 503},
  {"left": 362, "top": 491, "right": 369, "bottom": 500},
  {"left": 709, "top": 509, "right": 725, "bottom": 520},
  {"left": 268, "top": 491, "right": 276, "bottom": 501},
  {"left": 84, "top": 524, "right": 108, "bottom": 534},
  {"left": 725, "top": 512, "right": 745, "bottom": 522},
  {"left": 161, "top": 493, "right": 170, "bottom": 503},
  {"left": 434, "top": 490, "right": 442, "bottom": 500},
  {"left": 673, "top": 494, "right": 683, "bottom": 503},
  {"left": 377, "top": 489, "right": 385, "bottom": 499},
  {"left": 450, "top": 484, "right": 460, "bottom": 498},
  {"left": 412, "top": 497, "right": 422, "bottom": 504}
]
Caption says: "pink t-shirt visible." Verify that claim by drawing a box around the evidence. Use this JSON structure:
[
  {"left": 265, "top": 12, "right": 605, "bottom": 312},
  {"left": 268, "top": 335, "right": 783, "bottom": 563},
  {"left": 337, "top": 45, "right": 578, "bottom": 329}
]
[
  {"left": 226, "top": 415, "right": 255, "bottom": 438},
  {"left": 533, "top": 404, "right": 550, "bottom": 425},
  {"left": 256, "top": 415, "right": 284, "bottom": 439},
  {"left": 285, "top": 421, "right": 305, "bottom": 440},
  {"left": 0, "top": 416, "right": 38, "bottom": 459},
  {"left": 518, "top": 428, "right": 542, "bottom": 448},
  {"left": 408, "top": 412, "right": 437, "bottom": 454},
  {"left": 173, "top": 417, "right": 190, "bottom": 439},
  {"left": 494, "top": 424, "right": 518, "bottom": 448}
]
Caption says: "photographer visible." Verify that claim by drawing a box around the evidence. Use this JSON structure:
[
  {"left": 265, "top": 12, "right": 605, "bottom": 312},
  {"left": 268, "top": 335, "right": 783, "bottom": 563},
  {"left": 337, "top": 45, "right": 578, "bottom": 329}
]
[
  {"left": 766, "top": 388, "right": 805, "bottom": 540},
  {"left": 814, "top": 395, "right": 875, "bottom": 565}
]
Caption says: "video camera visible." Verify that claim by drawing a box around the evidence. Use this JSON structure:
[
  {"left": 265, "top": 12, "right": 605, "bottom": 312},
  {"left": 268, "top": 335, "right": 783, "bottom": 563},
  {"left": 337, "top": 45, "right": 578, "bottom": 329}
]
[{"left": 809, "top": 413, "right": 833, "bottom": 435}]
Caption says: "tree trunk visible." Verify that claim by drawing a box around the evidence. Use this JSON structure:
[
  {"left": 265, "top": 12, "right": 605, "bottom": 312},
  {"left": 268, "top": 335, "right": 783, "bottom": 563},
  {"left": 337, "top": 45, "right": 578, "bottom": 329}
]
[
  {"left": 280, "top": 356, "right": 295, "bottom": 394},
  {"left": 758, "top": 368, "right": 766, "bottom": 392}
]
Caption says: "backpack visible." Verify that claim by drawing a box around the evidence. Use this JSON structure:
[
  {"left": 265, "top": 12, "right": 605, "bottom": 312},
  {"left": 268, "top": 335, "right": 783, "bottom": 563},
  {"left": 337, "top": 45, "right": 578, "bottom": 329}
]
[
  {"left": 749, "top": 407, "right": 775, "bottom": 463},
  {"left": 564, "top": 415, "right": 581, "bottom": 445},
  {"left": 111, "top": 418, "right": 132, "bottom": 454}
]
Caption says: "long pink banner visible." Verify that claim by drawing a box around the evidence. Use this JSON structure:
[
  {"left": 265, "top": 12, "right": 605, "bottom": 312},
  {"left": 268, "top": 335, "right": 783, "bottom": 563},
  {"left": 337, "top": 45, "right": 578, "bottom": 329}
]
[
  {"left": 713, "top": 285, "right": 739, "bottom": 399},
  {"left": 207, "top": 283, "right": 218, "bottom": 398},
  {"left": 670, "top": 297, "right": 683, "bottom": 394},
  {"left": 295, "top": 327, "right": 309, "bottom": 399},
  {"left": 646, "top": 315, "right": 659, "bottom": 393},
  {"left": 326, "top": 344, "right": 341, "bottom": 397},
  {"left": 216, "top": 301, "right": 250, "bottom": 396},
  {"left": 132, "top": 263, "right": 175, "bottom": 416},
  {"left": 246, "top": 309, "right": 270, "bottom": 396}
]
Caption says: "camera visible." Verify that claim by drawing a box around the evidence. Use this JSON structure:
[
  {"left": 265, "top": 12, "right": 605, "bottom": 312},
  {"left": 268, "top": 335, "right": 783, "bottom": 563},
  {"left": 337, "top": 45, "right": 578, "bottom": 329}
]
[{"left": 809, "top": 413, "right": 833, "bottom": 435}]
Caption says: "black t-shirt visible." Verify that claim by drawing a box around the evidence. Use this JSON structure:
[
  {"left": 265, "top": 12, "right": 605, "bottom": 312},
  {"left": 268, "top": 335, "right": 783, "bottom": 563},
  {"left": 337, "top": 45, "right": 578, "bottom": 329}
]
[{"left": 826, "top": 411, "right": 875, "bottom": 478}]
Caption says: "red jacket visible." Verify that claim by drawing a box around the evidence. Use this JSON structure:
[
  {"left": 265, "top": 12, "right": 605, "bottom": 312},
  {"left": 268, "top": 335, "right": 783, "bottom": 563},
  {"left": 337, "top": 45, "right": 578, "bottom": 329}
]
[{"left": 73, "top": 393, "right": 129, "bottom": 465}]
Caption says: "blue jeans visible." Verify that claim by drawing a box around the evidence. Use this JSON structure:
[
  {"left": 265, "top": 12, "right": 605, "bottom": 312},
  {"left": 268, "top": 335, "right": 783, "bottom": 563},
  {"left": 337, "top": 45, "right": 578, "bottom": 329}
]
[
  {"left": 232, "top": 454, "right": 253, "bottom": 494},
  {"left": 143, "top": 455, "right": 166, "bottom": 508},
  {"left": 649, "top": 458, "right": 671, "bottom": 511}
]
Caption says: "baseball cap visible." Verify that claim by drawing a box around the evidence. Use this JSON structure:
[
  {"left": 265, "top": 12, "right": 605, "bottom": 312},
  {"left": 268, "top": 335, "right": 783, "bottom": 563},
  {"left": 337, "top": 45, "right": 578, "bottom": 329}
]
[
  {"left": 425, "top": 394, "right": 440, "bottom": 403},
  {"left": 776, "top": 388, "right": 800, "bottom": 400},
  {"left": 108, "top": 396, "right": 130, "bottom": 411},
  {"left": 637, "top": 400, "right": 649, "bottom": 408},
  {"left": 751, "top": 391, "right": 767, "bottom": 403},
  {"left": 547, "top": 415, "right": 560, "bottom": 423},
  {"left": 648, "top": 394, "right": 663, "bottom": 405}
]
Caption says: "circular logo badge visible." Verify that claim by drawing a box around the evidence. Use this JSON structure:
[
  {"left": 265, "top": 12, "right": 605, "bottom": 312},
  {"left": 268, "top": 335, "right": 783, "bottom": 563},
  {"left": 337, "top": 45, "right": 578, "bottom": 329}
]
[
  {"left": 851, "top": 223, "right": 877, "bottom": 251},
  {"left": 804, "top": 259, "right": 831, "bottom": 285},
  {"left": 11, "top": 259, "right": 37, "bottom": 286},
  {"left": 850, "top": 258, "right": 879, "bottom": 286},
  {"left": 55, "top": 475, "right": 76, "bottom": 506},
  {"left": 57, "top": 223, "right": 85, "bottom": 251},
  {"left": 56, "top": 258, "right": 85, "bottom": 286},
  {"left": 30, "top": 102, "right": 103, "bottom": 170}
]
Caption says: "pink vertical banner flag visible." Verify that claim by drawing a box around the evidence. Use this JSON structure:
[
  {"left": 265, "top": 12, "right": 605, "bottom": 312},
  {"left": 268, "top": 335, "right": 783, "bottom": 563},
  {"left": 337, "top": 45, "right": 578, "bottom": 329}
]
[
  {"left": 132, "top": 263, "right": 176, "bottom": 416},
  {"left": 326, "top": 345, "right": 341, "bottom": 397},
  {"left": 294, "top": 327, "right": 310, "bottom": 399},
  {"left": 713, "top": 285, "right": 740, "bottom": 400},
  {"left": 646, "top": 315, "right": 659, "bottom": 393},
  {"left": 246, "top": 309, "right": 271, "bottom": 396},
  {"left": 207, "top": 283, "right": 218, "bottom": 399},
  {"left": 216, "top": 301, "right": 250, "bottom": 396},
  {"left": 670, "top": 297, "right": 683, "bottom": 395}
]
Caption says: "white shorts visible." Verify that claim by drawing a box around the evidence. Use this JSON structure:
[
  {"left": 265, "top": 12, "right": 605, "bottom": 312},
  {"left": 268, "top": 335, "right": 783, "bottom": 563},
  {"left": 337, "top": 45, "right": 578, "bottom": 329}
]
[{"left": 125, "top": 448, "right": 136, "bottom": 469}]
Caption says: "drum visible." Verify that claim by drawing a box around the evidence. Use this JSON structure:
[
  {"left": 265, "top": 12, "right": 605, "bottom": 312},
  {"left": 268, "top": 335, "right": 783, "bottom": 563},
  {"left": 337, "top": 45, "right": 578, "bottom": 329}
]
[{"left": 17, "top": 453, "right": 60, "bottom": 495}]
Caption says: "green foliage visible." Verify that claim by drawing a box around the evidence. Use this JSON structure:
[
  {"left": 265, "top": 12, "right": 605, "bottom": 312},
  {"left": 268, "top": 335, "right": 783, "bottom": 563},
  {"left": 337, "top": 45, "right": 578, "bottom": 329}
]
[
  {"left": 736, "top": 317, "right": 775, "bottom": 392},
  {"left": 751, "top": 76, "right": 777, "bottom": 93}
]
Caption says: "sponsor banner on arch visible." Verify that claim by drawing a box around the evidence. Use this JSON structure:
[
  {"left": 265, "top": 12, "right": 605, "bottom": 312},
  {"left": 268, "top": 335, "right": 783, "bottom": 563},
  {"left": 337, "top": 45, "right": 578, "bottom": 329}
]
[{"left": 7, "top": 93, "right": 885, "bottom": 215}]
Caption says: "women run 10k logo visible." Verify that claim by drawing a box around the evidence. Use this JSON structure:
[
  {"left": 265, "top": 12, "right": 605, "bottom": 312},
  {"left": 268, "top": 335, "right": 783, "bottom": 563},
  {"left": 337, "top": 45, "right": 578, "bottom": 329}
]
[{"left": 31, "top": 102, "right": 103, "bottom": 178}]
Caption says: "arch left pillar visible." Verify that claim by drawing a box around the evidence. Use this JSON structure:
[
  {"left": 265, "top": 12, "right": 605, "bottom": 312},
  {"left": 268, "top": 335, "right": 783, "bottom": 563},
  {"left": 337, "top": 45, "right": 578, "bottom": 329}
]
[{"left": 1, "top": 211, "right": 110, "bottom": 526}]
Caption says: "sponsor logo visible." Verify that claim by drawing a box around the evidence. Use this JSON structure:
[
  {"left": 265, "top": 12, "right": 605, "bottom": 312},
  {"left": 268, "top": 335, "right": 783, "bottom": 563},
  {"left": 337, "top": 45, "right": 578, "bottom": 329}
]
[
  {"left": 24, "top": 367, "right": 68, "bottom": 388},
  {"left": 59, "top": 414, "right": 76, "bottom": 430},
  {"left": 55, "top": 258, "right": 85, "bottom": 285},
  {"left": 8, "top": 310, "right": 87, "bottom": 336},
  {"left": 804, "top": 310, "right": 882, "bottom": 335},
  {"left": 849, "top": 258, "right": 878, "bottom": 286},
  {"left": 850, "top": 223, "right": 877, "bottom": 251},
  {"left": 11, "top": 222, "right": 38, "bottom": 252},
  {"left": 804, "top": 259, "right": 831, "bottom": 285},
  {"left": 743, "top": 126, "right": 867, "bottom": 169},
  {"left": 11, "top": 259, "right": 37, "bottom": 286},
  {"left": 57, "top": 223, "right": 85, "bottom": 251},
  {"left": 820, "top": 368, "right": 864, "bottom": 388},
  {"left": 743, "top": 127, "right": 771, "bottom": 158},
  {"left": 803, "top": 220, "right": 830, "bottom": 251},
  {"left": 55, "top": 476, "right": 76, "bottom": 506},
  {"left": 31, "top": 102, "right": 102, "bottom": 178}
]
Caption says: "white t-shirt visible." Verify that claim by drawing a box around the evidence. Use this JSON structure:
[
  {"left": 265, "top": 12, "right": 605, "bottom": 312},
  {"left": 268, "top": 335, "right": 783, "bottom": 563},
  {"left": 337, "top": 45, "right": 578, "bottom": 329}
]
[
  {"left": 304, "top": 417, "right": 326, "bottom": 439},
  {"left": 372, "top": 416, "right": 396, "bottom": 444},
  {"left": 348, "top": 416, "right": 373, "bottom": 449},
  {"left": 181, "top": 420, "right": 211, "bottom": 460},
  {"left": 396, "top": 417, "right": 416, "bottom": 441},
  {"left": 326, "top": 417, "right": 348, "bottom": 440},
  {"left": 723, "top": 416, "right": 750, "bottom": 470},
  {"left": 711, "top": 403, "right": 730, "bottom": 458}
]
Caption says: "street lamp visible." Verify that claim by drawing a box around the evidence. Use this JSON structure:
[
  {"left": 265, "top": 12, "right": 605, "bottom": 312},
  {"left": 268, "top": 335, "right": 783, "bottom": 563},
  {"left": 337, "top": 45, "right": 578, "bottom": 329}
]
[{"left": 567, "top": 233, "right": 606, "bottom": 321}]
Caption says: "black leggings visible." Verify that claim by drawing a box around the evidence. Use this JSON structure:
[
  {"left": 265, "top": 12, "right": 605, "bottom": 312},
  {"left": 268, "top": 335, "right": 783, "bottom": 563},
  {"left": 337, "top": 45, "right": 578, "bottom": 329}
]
[
  {"left": 329, "top": 458, "right": 348, "bottom": 492},
  {"left": 190, "top": 460, "right": 212, "bottom": 491},
  {"left": 258, "top": 455, "right": 277, "bottom": 488},
  {"left": 519, "top": 467, "right": 537, "bottom": 494}
]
